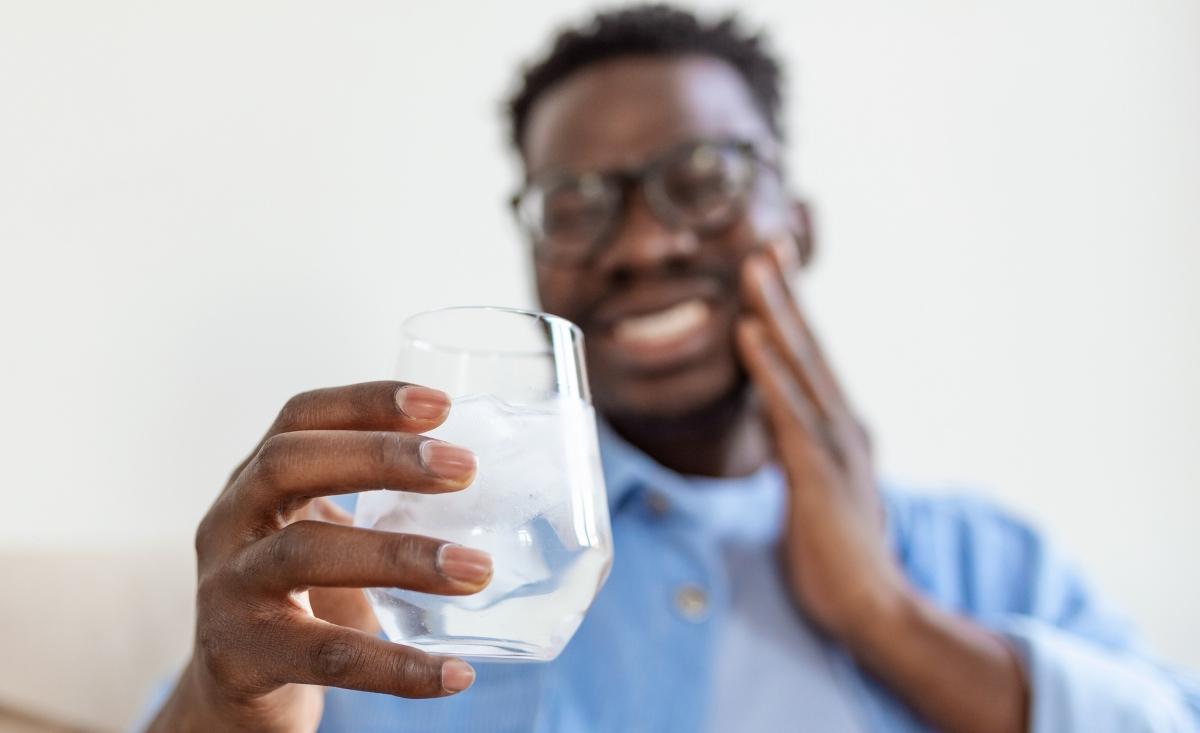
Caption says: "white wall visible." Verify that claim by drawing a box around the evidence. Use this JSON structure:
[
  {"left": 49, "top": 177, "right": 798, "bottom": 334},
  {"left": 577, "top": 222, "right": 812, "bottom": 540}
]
[{"left": 1, "top": 0, "right": 1197, "bottom": 687}]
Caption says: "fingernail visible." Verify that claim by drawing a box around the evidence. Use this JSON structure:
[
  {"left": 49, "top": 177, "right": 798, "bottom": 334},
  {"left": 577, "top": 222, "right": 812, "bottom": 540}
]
[
  {"left": 441, "top": 659, "right": 475, "bottom": 692},
  {"left": 395, "top": 385, "right": 450, "bottom": 421},
  {"left": 437, "top": 544, "right": 493, "bottom": 585},
  {"left": 419, "top": 441, "right": 477, "bottom": 481}
]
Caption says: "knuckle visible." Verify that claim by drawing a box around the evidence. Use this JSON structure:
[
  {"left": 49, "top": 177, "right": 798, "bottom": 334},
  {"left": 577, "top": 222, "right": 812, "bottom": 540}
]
[
  {"left": 195, "top": 615, "right": 241, "bottom": 683},
  {"left": 224, "top": 550, "right": 259, "bottom": 592},
  {"left": 346, "top": 382, "right": 383, "bottom": 418},
  {"left": 393, "top": 652, "right": 438, "bottom": 694},
  {"left": 194, "top": 513, "right": 216, "bottom": 556},
  {"left": 196, "top": 482, "right": 255, "bottom": 558},
  {"left": 196, "top": 622, "right": 224, "bottom": 673},
  {"left": 195, "top": 571, "right": 225, "bottom": 603},
  {"left": 276, "top": 389, "right": 321, "bottom": 431},
  {"left": 252, "top": 434, "right": 292, "bottom": 487},
  {"left": 311, "top": 636, "right": 364, "bottom": 679},
  {"left": 195, "top": 612, "right": 280, "bottom": 695},
  {"left": 368, "top": 430, "right": 409, "bottom": 468},
  {"left": 381, "top": 533, "right": 428, "bottom": 571},
  {"left": 192, "top": 500, "right": 243, "bottom": 559},
  {"left": 263, "top": 522, "right": 312, "bottom": 575}
]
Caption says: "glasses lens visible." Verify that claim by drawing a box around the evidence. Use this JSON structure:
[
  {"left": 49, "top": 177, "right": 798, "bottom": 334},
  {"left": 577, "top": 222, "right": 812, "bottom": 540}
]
[
  {"left": 520, "top": 174, "right": 615, "bottom": 262},
  {"left": 657, "top": 142, "right": 755, "bottom": 229}
]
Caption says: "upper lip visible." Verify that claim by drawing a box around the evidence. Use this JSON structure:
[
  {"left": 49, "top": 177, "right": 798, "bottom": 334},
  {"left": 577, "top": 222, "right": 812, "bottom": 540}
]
[{"left": 590, "top": 279, "right": 726, "bottom": 329}]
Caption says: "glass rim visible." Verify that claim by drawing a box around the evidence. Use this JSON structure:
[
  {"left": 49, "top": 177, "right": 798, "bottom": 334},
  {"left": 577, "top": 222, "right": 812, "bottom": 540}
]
[{"left": 400, "top": 305, "right": 583, "bottom": 356}]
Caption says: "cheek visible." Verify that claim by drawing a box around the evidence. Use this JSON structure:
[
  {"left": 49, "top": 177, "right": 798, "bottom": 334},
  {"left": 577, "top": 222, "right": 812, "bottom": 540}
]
[
  {"left": 707, "top": 202, "right": 786, "bottom": 265},
  {"left": 738, "top": 186, "right": 793, "bottom": 245},
  {"left": 534, "top": 266, "right": 584, "bottom": 321}
]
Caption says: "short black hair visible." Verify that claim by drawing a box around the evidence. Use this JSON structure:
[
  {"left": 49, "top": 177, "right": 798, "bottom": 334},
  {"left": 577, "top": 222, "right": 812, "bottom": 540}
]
[{"left": 507, "top": 4, "right": 783, "bottom": 152}]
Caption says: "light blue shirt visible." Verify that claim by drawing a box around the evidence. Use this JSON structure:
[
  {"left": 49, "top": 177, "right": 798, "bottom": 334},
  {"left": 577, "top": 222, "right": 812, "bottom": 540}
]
[
  {"left": 311, "top": 422, "right": 1200, "bottom": 732},
  {"left": 141, "top": 421, "right": 1200, "bottom": 731},
  {"left": 689, "top": 460, "right": 866, "bottom": 733}
]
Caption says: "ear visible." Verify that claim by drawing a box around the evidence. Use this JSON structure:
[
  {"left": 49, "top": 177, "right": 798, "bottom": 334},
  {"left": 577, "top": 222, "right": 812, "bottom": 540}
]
[{"left": 789, "top": 199, "right": 815, "bottom": 268}]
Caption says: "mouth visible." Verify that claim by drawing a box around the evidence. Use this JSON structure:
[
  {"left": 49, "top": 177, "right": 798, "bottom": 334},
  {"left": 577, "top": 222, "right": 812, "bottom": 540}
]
[
  {"left": 598, "top": 297, "right": 721, "bottom": 374},
  {"left": 612, "top": 298, "right": 710, "bottom": 348}
]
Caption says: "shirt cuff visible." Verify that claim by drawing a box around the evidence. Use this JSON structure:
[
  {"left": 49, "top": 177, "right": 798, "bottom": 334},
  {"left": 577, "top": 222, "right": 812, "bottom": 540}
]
[{"left": 998, "top": 616, "right": 1198, "bottom": 733}]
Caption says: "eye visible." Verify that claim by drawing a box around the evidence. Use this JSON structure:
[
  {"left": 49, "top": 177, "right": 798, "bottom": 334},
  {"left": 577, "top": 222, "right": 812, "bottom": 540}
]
[
  {"left": 541, "top": 176, "right": 614, "bottom": 241},
  {"left": 660, "top": 144, "right": 755, "bottom": 221}
]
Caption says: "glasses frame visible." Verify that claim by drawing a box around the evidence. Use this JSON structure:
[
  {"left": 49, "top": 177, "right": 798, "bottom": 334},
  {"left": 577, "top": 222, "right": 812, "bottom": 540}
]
[{"left": 511, "top": 138, "right": 779, "bottom": 266}]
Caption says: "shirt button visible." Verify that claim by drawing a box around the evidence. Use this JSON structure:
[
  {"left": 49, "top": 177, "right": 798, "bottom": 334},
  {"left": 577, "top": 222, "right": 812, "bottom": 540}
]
[
  {"left": 673, "top": 584, "right": 710, "bottom": 622},
  {"left": 646, "top": 492, "right": 671, "bottom": 517}
]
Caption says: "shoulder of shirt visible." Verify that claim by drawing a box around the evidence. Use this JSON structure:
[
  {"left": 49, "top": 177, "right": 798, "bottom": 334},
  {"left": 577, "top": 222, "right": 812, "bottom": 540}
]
[
  {"left": 878, "top": 481, "right": 1043, "bottom": 547},
  {"left": 877, "top": 481, "right": 1069, "bottom": 616},
  {"left": 878, "top": 482, "right": 1142, "bottom": 646}
]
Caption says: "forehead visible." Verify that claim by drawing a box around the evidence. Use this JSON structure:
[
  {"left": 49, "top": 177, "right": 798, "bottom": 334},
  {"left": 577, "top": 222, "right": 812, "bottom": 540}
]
[{"left": 522, "top": 55, "right": 774, "bottom": 176}]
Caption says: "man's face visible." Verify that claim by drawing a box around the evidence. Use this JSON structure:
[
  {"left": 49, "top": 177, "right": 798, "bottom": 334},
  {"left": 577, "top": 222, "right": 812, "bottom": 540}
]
[{"left": 523, "top": 55, "right": 803, "bottom": 421}]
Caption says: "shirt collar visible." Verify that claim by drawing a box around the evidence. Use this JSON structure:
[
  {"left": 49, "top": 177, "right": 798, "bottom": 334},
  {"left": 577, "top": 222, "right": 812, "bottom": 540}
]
[{"left": 596, "top": 417, "right": 687, "bottom": 511}]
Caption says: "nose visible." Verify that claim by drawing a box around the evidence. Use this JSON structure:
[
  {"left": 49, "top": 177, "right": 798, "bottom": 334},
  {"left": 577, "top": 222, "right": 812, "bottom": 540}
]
[{"left": 592, "top": 186, "right": 700, "bottom": 282}]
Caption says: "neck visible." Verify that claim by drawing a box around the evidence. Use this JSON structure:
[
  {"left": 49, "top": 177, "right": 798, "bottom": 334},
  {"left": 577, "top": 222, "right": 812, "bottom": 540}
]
[{"left": 605, "top": 384, "right": 769, "bottom": 478}]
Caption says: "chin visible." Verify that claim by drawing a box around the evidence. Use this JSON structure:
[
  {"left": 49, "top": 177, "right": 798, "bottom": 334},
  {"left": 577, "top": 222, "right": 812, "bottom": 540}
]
[{"left": 593, "top": 358, "right": 742, "bottom": 424}]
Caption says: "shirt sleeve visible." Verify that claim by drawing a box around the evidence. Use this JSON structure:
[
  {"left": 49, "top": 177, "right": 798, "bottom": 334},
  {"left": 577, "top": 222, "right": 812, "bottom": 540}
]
[
  {"left": 1000, "top": 615, "right": 1199, "bottom": 733},
  {"left": 885, "top": 490, "right": 1200, "bottom": 733}
]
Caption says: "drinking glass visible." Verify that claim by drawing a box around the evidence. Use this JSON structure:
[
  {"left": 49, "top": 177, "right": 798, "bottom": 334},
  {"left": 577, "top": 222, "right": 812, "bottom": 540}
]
[{"left": 354, "top": 306, "right": 613, "bottom": 661}]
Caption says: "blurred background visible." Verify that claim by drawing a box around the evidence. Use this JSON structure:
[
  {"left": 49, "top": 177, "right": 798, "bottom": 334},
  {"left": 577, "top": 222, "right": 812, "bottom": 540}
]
[{"left": 1, "top": 0, "right": 1197, "bottom": 730}]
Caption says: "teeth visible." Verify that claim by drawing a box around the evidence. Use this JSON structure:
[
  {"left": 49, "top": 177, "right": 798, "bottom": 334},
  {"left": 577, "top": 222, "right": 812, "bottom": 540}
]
[{"left": 614, "top": 299, "right": 709, "bottom": 344}]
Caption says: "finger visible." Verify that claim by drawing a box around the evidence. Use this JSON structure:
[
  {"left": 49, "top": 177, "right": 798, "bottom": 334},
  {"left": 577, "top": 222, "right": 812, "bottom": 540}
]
[
  {"left": 741, "top": 251, "right": 855, "bottom": 439},
  {"left": 241, "top": 521, "right": 492, "bottom": 595},
  {"left": 738, "top": 316, "right": 853, "bottom": 477},
  {"left": 237, "top": 430, "right": 477, "bottom": 520},
  {"left": 298, "top": 487, "right": 388, "bottom": 631},
  {"left": 276, "top": 619, "right": 475, "bottom": 697},
  {"left": 271, "top": 381, "right": 451, "bottom": 435},
  {"left": 227, "top": 381, "right": 452, "bottom": 489},
  {"left": 740, "top": 259, "right": 872, "bottom": 477},
  {"left": 766, "top": 244, "right": 853, "bottom": 415},
  {"left": 736, "top": 317, "right": 828, "bottom": 456},
  {"left": 741, "top": 251, "right": 838, "bottom": 414},
  {"left": 767, "top": 233, "right": 804, "bottom": 274}
]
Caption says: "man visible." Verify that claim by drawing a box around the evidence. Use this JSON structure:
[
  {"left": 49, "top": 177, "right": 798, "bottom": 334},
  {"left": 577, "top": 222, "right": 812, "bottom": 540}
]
[{"left": 147, "top": 6, "right": 1199, "bottom": 732}]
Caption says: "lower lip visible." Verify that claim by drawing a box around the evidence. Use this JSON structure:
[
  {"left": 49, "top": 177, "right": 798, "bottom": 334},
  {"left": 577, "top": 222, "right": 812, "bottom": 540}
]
[{"left": 599, "top": 301, "right": 719, "bottom": 374}]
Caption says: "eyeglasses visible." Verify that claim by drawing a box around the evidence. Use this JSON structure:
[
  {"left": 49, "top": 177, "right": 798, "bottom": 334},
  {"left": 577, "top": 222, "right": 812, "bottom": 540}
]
[{"left": 511, "top": 139, "right": 777, "bottom": 265}]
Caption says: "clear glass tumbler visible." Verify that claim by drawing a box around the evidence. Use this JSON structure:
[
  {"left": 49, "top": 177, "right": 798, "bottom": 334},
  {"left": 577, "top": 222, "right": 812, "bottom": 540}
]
[{"left": 354, "top": 306, "right": 613, "bottom": 661}]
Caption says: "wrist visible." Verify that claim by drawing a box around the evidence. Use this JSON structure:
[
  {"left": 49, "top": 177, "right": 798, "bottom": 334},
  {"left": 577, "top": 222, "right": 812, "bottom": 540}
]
[
  {"left": 148, "top": 656, "right": 259, "bottom": 733},
  {"left": 837, "top": 587, "right": 1030, "bottom": 733},
  {"left": 146, "top": 657, "right": 209, "bottom": 733},
  {"left": 837, "top": 581, "right": 925, "bottom": 660}
]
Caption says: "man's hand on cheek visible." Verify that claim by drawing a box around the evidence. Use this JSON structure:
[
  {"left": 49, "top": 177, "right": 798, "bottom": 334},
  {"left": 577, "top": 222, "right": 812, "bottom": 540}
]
[
  {"left": 736, "top": 249, "right": 1030, "bottom": 733},
  {"left": 735, "top": 246, "right": 909, "bottom": 644}
]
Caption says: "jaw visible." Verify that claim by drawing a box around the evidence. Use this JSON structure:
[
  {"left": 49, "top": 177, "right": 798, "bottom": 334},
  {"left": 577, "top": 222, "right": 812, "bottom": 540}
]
[
  {"left": 586, "top": 288, "right": 743, "bottom": 419},
  {"left": 597, "top": 366, "right": 767, "bottom": 478},
  {"left": 590, "top": 343, "right": 743, "bottom": 422}
]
